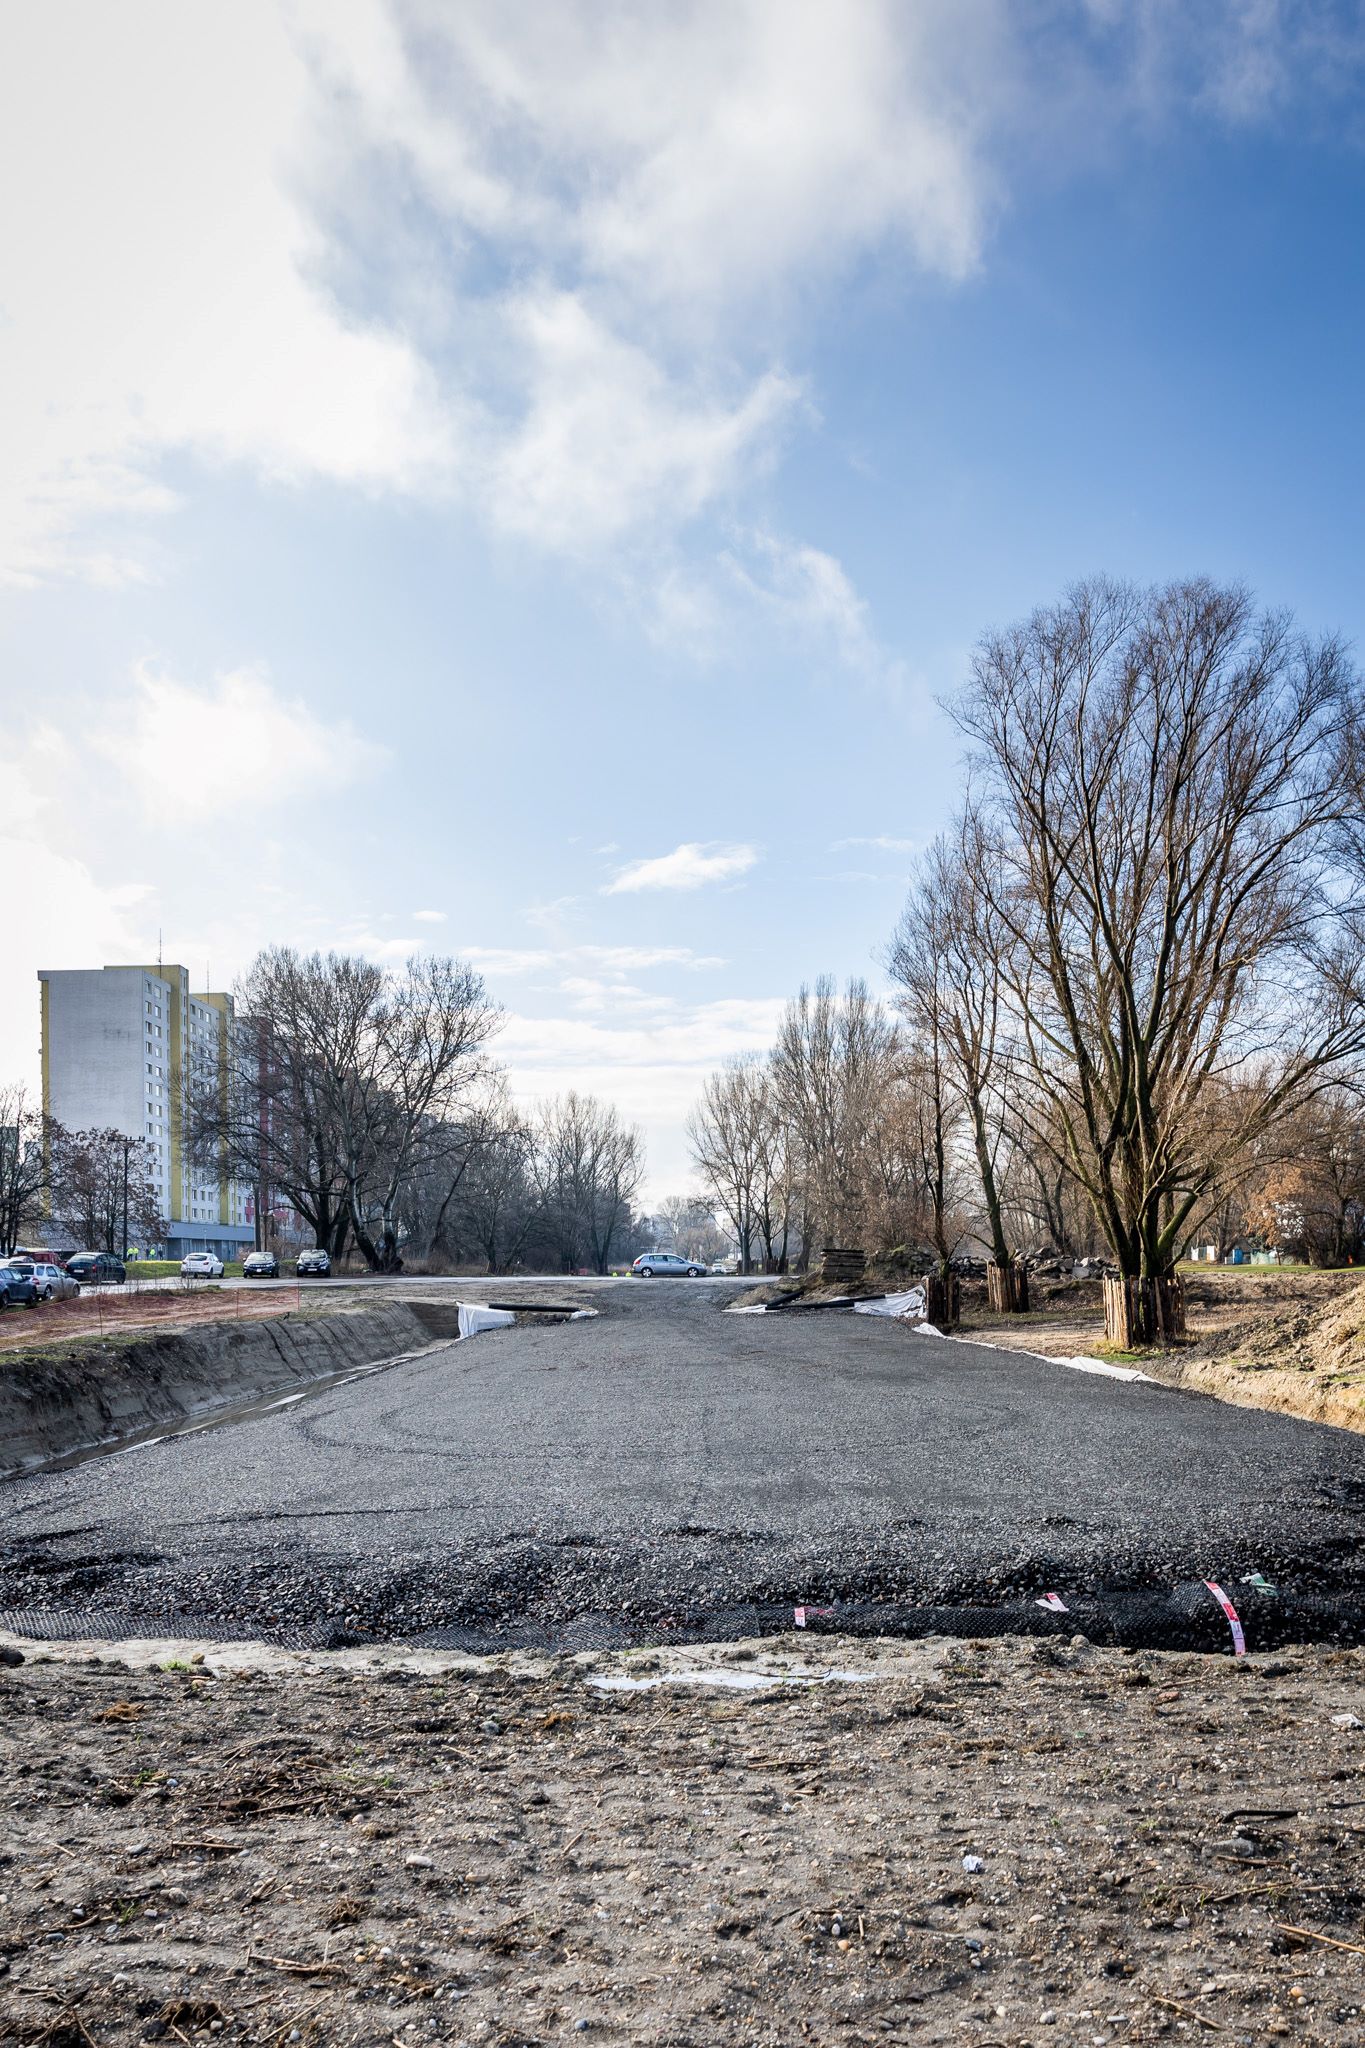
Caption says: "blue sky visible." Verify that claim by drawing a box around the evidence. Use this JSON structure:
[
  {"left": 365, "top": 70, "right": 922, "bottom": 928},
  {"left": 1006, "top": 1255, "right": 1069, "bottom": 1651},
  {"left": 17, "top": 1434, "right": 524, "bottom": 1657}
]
[{"left": 2, "top": 1, "right": 1363, "bottom": 1194}]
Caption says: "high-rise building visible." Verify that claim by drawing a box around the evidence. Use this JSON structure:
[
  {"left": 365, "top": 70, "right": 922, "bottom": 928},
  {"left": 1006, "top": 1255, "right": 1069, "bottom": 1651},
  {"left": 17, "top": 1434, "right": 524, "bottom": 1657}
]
[{"left": 38, "top": 962, "right": 253, "bottom": 1259}]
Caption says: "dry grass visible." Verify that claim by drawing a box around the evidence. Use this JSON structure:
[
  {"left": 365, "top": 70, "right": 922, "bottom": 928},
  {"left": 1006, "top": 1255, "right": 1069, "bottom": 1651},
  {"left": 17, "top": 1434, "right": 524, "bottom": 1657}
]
[{"left": 0, "top": 1281, "right": 304, "bottom": 1354}]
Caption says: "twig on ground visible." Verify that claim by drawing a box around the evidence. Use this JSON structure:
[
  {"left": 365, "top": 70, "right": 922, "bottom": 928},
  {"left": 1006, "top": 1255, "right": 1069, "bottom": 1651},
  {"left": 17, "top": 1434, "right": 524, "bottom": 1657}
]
[
  {"left": 1151, "top": 1994, "right": 1227, "bottom": 2030},
  {"left": 1274, "top": 1921, "right": 1365, "bottom": 1957}
]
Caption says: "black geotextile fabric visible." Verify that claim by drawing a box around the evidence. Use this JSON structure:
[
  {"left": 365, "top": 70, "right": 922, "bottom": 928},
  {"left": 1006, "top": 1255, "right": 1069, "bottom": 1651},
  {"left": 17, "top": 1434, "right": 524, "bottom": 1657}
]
[{"left": 3, "top": 1578, "right": 1362, "bottom": 1657}]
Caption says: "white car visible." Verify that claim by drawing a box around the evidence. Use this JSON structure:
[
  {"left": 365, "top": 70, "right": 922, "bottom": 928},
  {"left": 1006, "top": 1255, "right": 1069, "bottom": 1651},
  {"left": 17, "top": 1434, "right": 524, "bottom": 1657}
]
[
  {"left": 632, "top": 1251, "right": 705, "bottom": 1278},
  {"left": 180, "top": 1251, "right": 224, "bottom": 1278}
]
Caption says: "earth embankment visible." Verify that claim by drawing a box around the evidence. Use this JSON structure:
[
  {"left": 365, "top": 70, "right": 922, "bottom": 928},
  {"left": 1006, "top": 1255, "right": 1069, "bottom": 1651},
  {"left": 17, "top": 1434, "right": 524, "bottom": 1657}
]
[{"left": 0, "top": 1301, "right": 460, "bottom": 1478}]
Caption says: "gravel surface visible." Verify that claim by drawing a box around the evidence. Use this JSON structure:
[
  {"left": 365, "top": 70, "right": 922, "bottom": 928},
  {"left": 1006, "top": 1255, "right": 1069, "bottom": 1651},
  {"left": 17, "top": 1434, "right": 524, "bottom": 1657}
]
[
  {"left": 3, "top": 1281, "right": 1365, "bottom": 1648},
  {"left": 2, "top": 1630, "right": 1364, "bottom": 2046}
]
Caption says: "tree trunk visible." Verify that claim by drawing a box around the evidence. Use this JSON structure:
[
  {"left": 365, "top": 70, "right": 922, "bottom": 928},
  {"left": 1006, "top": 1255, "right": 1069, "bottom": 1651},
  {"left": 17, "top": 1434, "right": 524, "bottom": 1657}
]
[
  {"left": 923, "top": 1273, "right": 960, "bottom": 1327},
  {"left": 1102, "top": 1273, "right": 1186, "bottom": 1348},
  {"left": 986, "top": 1261, "right": 1030, "bottom": 1313}
]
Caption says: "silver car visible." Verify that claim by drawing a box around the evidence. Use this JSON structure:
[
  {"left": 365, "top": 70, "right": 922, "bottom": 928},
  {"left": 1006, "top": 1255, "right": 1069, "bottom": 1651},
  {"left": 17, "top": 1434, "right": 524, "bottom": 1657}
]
[
  {"left": 4, "top": 1258, "right": 79, "bottom": 1301},
  {"left": 632, "top": 1252, "right": 705, "bottom": 1278}
]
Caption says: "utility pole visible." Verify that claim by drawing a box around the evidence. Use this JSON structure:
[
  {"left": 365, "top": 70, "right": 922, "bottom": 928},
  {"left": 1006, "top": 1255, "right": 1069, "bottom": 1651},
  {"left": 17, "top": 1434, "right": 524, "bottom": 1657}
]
[{"left": 121, "top": 1137, "right": 130, "bottom": 1260}]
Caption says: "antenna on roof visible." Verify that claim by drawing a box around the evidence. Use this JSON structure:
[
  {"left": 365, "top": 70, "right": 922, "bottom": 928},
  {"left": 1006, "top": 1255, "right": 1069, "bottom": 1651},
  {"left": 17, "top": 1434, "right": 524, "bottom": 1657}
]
[{"left": 157, "top": 929, "right": 162, "bottom": 970}]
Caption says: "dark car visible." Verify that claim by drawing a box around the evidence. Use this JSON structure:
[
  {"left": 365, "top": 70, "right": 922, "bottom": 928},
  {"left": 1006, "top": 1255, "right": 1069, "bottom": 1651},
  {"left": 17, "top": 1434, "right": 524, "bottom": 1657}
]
[
  {"left": 242, "top": 1251, "right": 280, "bottom": 1279},
  {"left": 65, "top": 1252, "right": 127, "bottom": 1287},
  {"left": 295, "top": 1248, "right": 331, "bottom": 1277},
  {"left": 0, "top": 1265, "right": 38, "bottom": 1308}
]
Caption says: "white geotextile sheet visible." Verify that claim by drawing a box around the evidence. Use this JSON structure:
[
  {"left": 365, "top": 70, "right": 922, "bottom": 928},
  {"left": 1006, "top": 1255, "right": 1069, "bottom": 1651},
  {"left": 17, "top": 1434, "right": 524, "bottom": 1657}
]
[
  {"left": 853, "top": 1286, "right": 927, "bottom": 1320},
  {"left": 457, "top": 1303, "right": 517, "bottom": 1340}
]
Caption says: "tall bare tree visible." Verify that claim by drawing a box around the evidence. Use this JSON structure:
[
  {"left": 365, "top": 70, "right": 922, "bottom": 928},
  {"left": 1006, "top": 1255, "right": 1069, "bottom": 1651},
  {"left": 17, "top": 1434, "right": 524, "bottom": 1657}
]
[
  {"left": 190, "top": 947, "right": 499, "bottom": 1271},
  {"left": 0, "top": 1084, "right": 49, "bottom": 1255},
  {"left": 687, "top": 1055, "right": 773, "bottom": 1273},
  {"left": 530, "top": 1092, "right": 645, "bottom": 1274},
  {"left": 954, "top": 577, "right": 1365, "bottom": 1336},
  {"left": 48, "top": 1126, "right": 164, "bottom": 1254},
  {"left": 771, "top": 977, "right": 902, "bottom": 1252},
  {"left": 889, "top": 824, "right": 1017, "bottom": 1284}
]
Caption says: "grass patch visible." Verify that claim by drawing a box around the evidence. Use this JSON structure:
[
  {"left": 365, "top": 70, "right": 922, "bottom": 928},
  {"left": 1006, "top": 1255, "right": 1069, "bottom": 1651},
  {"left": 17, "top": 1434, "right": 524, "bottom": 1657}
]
[{"left": 127, "top": 1259, "right": 247, "bottom": 1280}]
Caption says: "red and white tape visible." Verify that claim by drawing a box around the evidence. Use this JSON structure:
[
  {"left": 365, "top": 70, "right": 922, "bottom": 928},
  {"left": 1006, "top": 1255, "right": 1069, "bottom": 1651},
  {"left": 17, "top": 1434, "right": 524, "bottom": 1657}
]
[
  {"left": 793, "top": 1605, "right": 835, "bottom": 1628},
  {"left": 1203, "top": 1579, "right": 1246, "bottom": 1657}
]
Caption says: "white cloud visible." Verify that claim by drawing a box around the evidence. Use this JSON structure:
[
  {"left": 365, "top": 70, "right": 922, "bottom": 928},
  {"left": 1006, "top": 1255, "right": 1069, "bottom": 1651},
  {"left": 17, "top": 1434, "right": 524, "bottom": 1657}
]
[
  {"left": 460, "top": 943, "right": 725, "bottom": 980},
  {"left": 498, "top": 994, "right": 788, "bottom": 1196},
  {"left": 604, "top": 843, "right": 760, "bottom": 895},
  {"left": 725, "top": 529, "right": 911, "bottom": 692},
  {"left": 411, "top": 909, "right": 447, "bottom": 923},
  {"left": 831, "top": 835, "right": 918, "bottom": 854},
  {"left": 0, "top": 1, "right": 454, "bottom": 587},
  {"left": 485, "top": 291, "right": 800, "bottom": 553},
  {"left": 96, "top": 665, "right": 386, "bottom": 821},
  {"left": 4, "top": 0, "right": 1352, "bottom": 595}
]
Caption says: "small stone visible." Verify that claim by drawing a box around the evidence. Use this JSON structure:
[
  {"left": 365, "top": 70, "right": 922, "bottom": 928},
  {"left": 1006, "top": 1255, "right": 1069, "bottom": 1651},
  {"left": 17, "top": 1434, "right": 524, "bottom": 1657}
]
[
  {"left": 1330, "top": 1713, "right": 1362, "bottom": 1730},
  {"left": 0, "top": 1647, "right": 24, "bottom": 1668},
  {"left": 1040, "top": 2015, "right": 1057, "bottom": 2028},
  {"left": 404, "top": 1853, "right": 433, "bottom": 1870},
  {"left": 480, "top": 1717, "right": 503, "bottom": 1735},
  {"left": 573, "top": 2023, "right": 591, "bottom": 2035}
]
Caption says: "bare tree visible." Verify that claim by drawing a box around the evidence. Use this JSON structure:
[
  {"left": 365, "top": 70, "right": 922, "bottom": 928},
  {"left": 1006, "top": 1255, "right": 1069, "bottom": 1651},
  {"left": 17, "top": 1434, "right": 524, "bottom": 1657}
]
[
  {"left": 687, "top": 1057, "right": 766, "bottom": 1272},
  {"left": 656, "top": 1195, "right": 729, "bottom": 1265},
  {"left": 771, "top": 977, "right": 902, "bottom": 1252},
  {"left": 190, "top": 948, "right": 499, "bottom": 1271},
  {"left": 953, "top": 576, "right": 1365, "bottom": 1338},
  {"left": 48, "top": 1126, "right": 164, "bottom": 1254},
  {"left": 530, "top": 1093, "right": 645, "bottom": 1274},
  {"left": 889, "top": 823, "right": 1017, "bottom": 1286},
  {"left": 0, "top": 1084, "right": 49, "bottom": 1255},
  {"left": 1243, "top": 1087, "right": 1365, "bottom": 1266}
]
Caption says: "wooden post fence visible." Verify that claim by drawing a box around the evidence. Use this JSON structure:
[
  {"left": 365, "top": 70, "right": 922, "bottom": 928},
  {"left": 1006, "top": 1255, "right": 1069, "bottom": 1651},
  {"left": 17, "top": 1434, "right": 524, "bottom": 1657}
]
[
  {"left": 924, "top": 1273, "right": 960, "bottom": 1327},
  {"left": 1102, "top": 1273, "right": 1186, "bottom": 1349},
  {"left": 986, "top": 1261, "right": 1030, "bottom": 1314}
]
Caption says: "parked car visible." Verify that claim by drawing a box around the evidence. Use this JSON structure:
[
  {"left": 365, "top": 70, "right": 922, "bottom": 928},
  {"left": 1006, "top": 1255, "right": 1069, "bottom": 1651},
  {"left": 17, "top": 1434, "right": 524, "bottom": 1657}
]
[
  {"left": 0, "top": 1265, "right": 38, "bottom": 1308},
  {"left": 295, "top": 1248, "right": 331, "bottom": 1277},
  {"left": 242, "top": 1251, "right": 279, "bottom": 1279},
  {"left": 180, "top": 1251, "right": 224, "bottom": 1278},
  {"left": 3, "top": 1258, "right": 79, "bottom": 1301},
  {"left": 65, "top": 1251, "right": 127, "bottom": 1287},
  {"left": 631, "top": 1251, "right": 705, "bottom": 1278}
]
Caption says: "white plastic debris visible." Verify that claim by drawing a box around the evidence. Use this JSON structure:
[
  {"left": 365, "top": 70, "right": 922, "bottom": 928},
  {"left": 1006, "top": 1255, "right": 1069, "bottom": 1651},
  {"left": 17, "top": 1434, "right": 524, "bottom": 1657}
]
[
  {"left": 962, "top": 1854, "right": 986, "bottom": 1874},
  {"left": 853, "top": 1286, "right": 927, "bottom": 1320},
  {"left": 1330, "top": 1712, "right": 1363, "bottom": 1730},
  {"left": 456, "top": 1303, "right": 517, "bottom": 1340}
]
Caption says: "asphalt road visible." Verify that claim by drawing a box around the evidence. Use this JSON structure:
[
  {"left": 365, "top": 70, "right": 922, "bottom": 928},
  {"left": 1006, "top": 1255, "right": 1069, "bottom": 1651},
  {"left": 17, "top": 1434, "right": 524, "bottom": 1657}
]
[{"left": 4, "top": 1278, "right": 1365, "bottom": 1649}]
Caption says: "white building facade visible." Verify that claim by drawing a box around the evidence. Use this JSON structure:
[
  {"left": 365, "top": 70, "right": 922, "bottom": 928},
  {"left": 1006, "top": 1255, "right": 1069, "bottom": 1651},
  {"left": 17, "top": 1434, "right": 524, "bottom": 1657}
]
[{"left": 39, "top": 962, "right": 253, "bottom": 1258}]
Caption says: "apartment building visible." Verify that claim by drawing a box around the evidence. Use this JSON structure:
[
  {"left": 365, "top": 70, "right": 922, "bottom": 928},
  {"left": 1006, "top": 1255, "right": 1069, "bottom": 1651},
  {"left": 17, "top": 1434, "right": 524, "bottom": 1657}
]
[{"left": 38, "top": 962, "right": 254, "bottom": 1259}]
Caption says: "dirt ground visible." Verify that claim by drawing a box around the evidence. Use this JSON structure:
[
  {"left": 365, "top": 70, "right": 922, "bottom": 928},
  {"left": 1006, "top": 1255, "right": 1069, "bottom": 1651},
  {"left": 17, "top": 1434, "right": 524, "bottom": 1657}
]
[
  {"left": 953, "top": 1269, "right": 1365, "bottom": 1434},
  {"left": 0, "top": 1284, "right": 308, "bottom": 1356},
  {"left": 3, "top": 1631, "right": 1364, "bottom": 2048}
]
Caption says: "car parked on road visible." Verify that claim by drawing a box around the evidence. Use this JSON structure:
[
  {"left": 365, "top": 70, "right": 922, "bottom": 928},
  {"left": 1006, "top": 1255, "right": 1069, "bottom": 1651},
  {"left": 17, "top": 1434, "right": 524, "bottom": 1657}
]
[
  {"left": 631, "top": 1251, "right": 705, "bottom": 1278},
  {"left": 65, "top": 1251, "right": 127, "bottom": 1287},
  {"left": 180, "top": 1251, "right": 224, "bottom": 1278},
  {"left": 3, "top": 1258, "right": 79, "bottom": 1301},
  {"left": 295, "top": 1248, "right": 331, "bottom": 1277},
  {"left": 242, "top": 1251, "right": 279, "bottom": 1279},
  {"left": 0, "top": 1265, "right": 38, "bottom": 1308}
]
